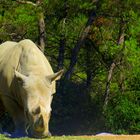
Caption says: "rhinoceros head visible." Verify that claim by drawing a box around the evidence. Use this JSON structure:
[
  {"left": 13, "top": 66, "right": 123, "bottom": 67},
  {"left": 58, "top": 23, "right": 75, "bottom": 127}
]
[{"left": 15, "top": 70, "right": 64, "bottom": 138}]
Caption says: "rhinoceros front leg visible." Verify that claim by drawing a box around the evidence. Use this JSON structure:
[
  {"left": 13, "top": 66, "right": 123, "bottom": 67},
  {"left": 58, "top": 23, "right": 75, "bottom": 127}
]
[{"left": 1, "top": 96, "right": 27, "bottom": 137}]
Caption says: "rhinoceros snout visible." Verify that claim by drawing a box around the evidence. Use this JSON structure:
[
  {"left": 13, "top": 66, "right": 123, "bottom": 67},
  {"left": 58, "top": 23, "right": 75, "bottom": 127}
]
[
  {"left": 30, "top": 132, "right": 52, "bottom": 138},
  {"left": 28, "top": 129, "right": 51, "bottom": 138}
]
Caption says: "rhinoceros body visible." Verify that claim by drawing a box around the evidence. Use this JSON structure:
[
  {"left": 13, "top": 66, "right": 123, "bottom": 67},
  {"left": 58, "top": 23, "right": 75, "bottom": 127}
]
[{"left": 0, "top": 39, "right": 63, "bottom": 138}]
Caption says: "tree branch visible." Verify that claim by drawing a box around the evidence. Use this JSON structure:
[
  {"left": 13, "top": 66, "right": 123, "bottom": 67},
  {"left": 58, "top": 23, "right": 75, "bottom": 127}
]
[
  {"left": 63, "top": 0, "right": 100, "bottom": 80},
  {"left": 64, "top": 12, "right": 96, "bottom": 80},
  {"left": 16, "top": 0, "right": 37, "bottom": 6},
  {"left": 103, "top": 17, "right": 126, "bottom": 107}
]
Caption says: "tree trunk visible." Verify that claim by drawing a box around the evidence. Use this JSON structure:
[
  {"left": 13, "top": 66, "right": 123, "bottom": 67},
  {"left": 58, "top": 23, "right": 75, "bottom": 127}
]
[
  {"left": 38, "top": 12, "right": 46, "bottom": 53},
  {"left": 104, "top": 62, "right": 116, "bottom": 106},
  {"left": 64, "top": 11, "right": 96, "bottom": 80},
  {"left": 118, "top": 69, "right": 125, "bottom": 93},
  {"left": 64, "top": 0, "right": 101, "bottom": 80},
  {"left": 85, "top": 41, "right": 93, "bottom": 89},
  {"left": 103, "top": 17, "right": 125, "bottom": 107},
  {"left": 16, "top": 0, "right": 46, "bottom": 53},
  {"left": 57, "top": 36, "right": 66, "bottom": 70}
]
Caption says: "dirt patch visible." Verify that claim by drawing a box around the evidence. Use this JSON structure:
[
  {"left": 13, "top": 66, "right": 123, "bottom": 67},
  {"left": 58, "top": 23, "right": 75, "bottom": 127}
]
[{"left": 80, "top": 135, "right": 140, "bottom": 140}]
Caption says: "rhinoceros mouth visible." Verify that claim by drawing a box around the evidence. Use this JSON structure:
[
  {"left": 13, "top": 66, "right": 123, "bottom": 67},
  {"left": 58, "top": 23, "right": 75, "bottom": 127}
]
[
  {"left": 28, "top": 131, "right": 51, "bottom": 138},
  {"left": 26, "top": 124, "right": 51, "bottom": 138}
]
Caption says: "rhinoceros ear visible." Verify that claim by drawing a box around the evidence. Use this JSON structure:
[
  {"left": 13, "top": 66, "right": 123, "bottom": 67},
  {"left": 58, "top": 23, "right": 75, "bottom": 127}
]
[
  {"left": 15, "top": 70, "right": 27, "bottom": 83},
  {"left": 47, "top": 69, "right": 64, "bottom": 82}
]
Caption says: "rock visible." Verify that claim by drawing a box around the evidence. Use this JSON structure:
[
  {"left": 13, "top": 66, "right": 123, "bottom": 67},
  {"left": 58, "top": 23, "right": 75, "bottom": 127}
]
[{"left": 96, "top": 132, "right": 115, "bottom": 136}]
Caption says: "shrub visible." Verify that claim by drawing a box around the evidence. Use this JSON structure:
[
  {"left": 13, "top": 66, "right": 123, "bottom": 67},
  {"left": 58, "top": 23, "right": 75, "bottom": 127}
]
[{"left": 104, "top": 91, "right": 140, "bottom": 134}]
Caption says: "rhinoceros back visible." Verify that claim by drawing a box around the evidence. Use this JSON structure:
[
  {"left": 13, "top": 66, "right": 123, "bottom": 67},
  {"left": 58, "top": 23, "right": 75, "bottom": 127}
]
[{"left": 0, "top": 39, "right": 55, "bottom": 96}]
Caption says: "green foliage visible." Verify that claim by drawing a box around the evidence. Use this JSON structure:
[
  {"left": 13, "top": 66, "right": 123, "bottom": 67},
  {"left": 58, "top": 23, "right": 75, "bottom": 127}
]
[
  {"left": 0, "top": 1, "right": 38, "bottom": 41},
  {"left": 104, "top": 91, "right": 140, "bottom": 134}
]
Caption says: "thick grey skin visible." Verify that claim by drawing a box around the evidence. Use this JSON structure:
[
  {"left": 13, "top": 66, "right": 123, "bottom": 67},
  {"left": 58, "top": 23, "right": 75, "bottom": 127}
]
[{"left": 0, "top": 40, "right": 63, "bottom": 138}]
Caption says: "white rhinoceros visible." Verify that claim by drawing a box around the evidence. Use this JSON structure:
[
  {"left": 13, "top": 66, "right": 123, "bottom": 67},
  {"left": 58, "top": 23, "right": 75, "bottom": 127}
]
[{"left": 0, "top": 39, "right": 63, "bottom": 138}]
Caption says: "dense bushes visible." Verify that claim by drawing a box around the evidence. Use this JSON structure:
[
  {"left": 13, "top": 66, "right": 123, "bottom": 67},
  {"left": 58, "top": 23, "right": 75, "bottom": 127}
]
[{"left": 104, "top": 91, "right": 140, "bottom": 134}]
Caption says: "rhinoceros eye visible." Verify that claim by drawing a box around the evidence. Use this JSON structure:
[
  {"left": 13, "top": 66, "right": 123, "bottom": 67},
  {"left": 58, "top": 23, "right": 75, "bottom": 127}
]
[{"left": 32, "top": 106, "right": 41, "bottom": 115}]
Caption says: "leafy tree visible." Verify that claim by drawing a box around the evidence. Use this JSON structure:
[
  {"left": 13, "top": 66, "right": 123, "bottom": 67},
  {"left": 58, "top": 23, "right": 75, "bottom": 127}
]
[{"left": 0, "top": 0, "right": 140, "bottom": 135}]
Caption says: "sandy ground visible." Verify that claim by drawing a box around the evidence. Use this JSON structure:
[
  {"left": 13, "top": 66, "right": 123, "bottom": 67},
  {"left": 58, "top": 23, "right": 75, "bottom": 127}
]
[{"left": 81, "top": 135, "right": 140, "bottom": 140}]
